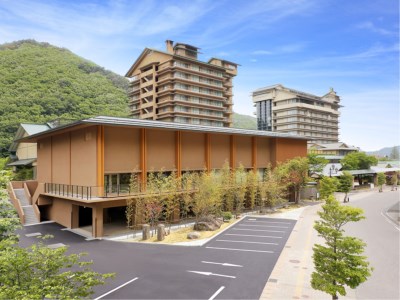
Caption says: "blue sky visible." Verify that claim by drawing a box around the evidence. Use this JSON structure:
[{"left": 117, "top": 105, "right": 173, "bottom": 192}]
[{"left": 0, "top": 0, "right": 399, "bottom": 151}]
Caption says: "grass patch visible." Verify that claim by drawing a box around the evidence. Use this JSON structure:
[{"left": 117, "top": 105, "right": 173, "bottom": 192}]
[{"left": 126, "top": 219, "right": 237, "bottom": 244}]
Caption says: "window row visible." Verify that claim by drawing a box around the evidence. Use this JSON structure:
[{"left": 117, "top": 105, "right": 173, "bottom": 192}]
[
  {"left": 174, "top": 61, "right": 224, "bottom": 77},
  {"left": 174, "top": 94, "right": 223, "bottom": 107},
  {"left": 174, "top": 72, "right": 223, "bottom": 87}
]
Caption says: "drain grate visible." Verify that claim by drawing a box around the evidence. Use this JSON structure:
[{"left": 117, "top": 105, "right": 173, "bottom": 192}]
[{"left": 268, "top": 278, "right": 278, "bottom": 283}]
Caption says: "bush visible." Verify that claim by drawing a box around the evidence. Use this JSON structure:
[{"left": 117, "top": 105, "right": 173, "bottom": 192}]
[{"left": 222, "top": 211, "right": 232, "bottom": 222}]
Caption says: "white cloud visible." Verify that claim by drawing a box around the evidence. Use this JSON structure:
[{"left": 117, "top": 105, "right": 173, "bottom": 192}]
[
  {"left": 252, "top": 50, "right": 273, "bottom": 55},
  {"left": 251, "top": 43, "right": 307, "bottom": 56},
  {"left": 357, "top": 21, "right": 397, "bottom": 36}
]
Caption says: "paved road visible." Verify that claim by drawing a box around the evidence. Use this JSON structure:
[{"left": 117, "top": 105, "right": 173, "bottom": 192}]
[
  {"left": 344, "top": 189, "right": 400, "bottom": 300},
  {"left": 19, "top": 216, "right": 296, "bottom": 299},
  {"left": 261, "top": 189, "right": 400, "bottom": 300}
]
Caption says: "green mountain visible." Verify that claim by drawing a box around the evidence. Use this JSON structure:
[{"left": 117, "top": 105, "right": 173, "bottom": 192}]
[
  {"left": 0, "top": 40, "right": 259, "bottom": 155},
  {"left": 366, "top": 146, "right": 400, "bottom": 158},
  {"left": 0, "top": 40, "right": 129, "bottom": 152},
  {"left": 232, "top": 112, "right": 257, "bottom": 130}
]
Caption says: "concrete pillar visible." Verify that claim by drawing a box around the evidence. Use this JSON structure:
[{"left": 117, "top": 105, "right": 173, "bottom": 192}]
[
  {"left": 71, "top": 205, "right": 79, "bottom": 229},
  {"left": 157, "top": 224, "right": 165, "bottom": 241},
  {"left": 142, "top": 224, "right": 150, "bottom": 240},
  {"left": 92, "top": 206, "right": 103, "bottom": 238}
]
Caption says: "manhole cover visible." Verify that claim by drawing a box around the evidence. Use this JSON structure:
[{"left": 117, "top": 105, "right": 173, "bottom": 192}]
[{"left": 290, "top": 259, "right": 300, "bottom": 263}]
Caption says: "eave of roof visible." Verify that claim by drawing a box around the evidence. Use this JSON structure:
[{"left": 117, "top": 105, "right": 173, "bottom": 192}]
[
  {"left": 125, "top": 47, "right": 233, "bottom": 77},
  {"left": 208, "top": 57, "right": 241, "bottom": 66},
  {"left": 7, "top": 158, "right": 36, "bottom": 166},
  {"left": 9, "top": 123, "right": 51, "bottom": 151},
  {"left": 18, "top": 116, "right": 310, "bottom": 143}
]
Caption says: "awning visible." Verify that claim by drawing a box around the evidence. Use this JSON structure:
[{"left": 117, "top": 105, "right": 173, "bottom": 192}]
[{"left": 7, "top": 158, "right": 36, "bottom": 166}]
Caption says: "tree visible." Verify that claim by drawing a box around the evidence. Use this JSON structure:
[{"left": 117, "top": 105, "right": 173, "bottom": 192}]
[
  {"left": 377, "top": 173, "right": 386, "bottom": 192},
  {"left": 260, "top": 165, "right": 287, "bottom": 208},
  {"left": 245, "top": 169, "right": 258, "bottom": 210},
  {"left": 389, "top": 146, "right": 399, "bottom": 160},
  {"left": 163, "top": 171, "right": 180, "bottom": 230},
  {"left": 276, "top": 157, "right": 309, "bottom": 204},
  {"left": 308, "top": 153, "right": 328, "bottom": 177},
  {"left": 0, "top": 237, "right": 114, "bottom": 299},
  {"left": 180, "top": 172, "right": 196, "bottom": 220},
  {"left": 220, "top": 161, "right": 235, "bottom": 212},
  {"left": 0, "top": 199, "right": 20, "bottom": 241},
  {"left": 126, "top": 173, "right": 141, "bottom": 228},
  {"left": 0, "top": 166, "right": 20, "bottom": 241},
  {"left": 390, "top": 172, "right": 398, "bottom": 191},
  {"left": 341, "top": 152, "right": 378, "bottom": 170},
  {"left": 319, "top": 177, "right": 339, "bottom": 200},
  {"left": 233, "top": 164, "right": 247, "bottom": 217},
  {"left": 337, "top": 171, "right": 353, "bottom": 202},
  {"left": 192, "top": 170, "right": 222, "bottom": 221},
  {"left": 311, "top": 196, "right": 372, "bottom": 300}
]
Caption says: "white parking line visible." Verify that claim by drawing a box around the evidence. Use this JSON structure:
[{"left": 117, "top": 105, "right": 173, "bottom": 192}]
[
  {"left": 94, "top": 277, "right": 139, "bottom": 300},
  {"left": 216, "top": 239, "right": 278, "bottom": 245},
  {"left": 25, "top": 232, "right": 42, "bottom": 237},
  {"left": 239, "top": 224, "right": 289, "bottom": 228},
  {"left": 225, "top": 233, "right": 283, "bottom": 239},
  {"left": 209, "top": 286, "right": 225, "bottom": 300},
  {"left": 206, "top": 246, "right": 274, "bottom": 253},
  {"left": 47, "top": 243, "right": 66, "bottom": 249},
  {"left": 245, "top": 221, "right": 292, "bottom": 225},
  {"left": 233, "top": 228, "right": 284, "bottom": 233}
]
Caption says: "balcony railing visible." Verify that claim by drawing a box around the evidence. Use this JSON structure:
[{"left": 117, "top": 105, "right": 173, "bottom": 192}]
[{"left": 45, "top": 183, "right": 94, "bottom": 200}]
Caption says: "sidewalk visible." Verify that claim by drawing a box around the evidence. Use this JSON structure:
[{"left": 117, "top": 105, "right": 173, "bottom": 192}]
[{"left": 259, "top": 191, "right": 376, "bottom": 300}]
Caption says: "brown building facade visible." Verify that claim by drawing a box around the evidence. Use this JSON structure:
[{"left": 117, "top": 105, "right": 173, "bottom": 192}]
[
  {"left": 125, "top": 40, "right": 238, "bottom": 127},
  {"left": 19, "top": 116, "right": 307, "bottom": 238}
]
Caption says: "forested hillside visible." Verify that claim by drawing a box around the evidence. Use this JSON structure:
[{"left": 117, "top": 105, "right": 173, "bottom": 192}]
[
  {"left": 0, "top": 40, "right": 129, "bottom": 152},
  {"left": 0, "top": 39, "right": 259, "bottom": 155},
  {"left": 232, "top": 112, "right": 257, "bottom": 130}
]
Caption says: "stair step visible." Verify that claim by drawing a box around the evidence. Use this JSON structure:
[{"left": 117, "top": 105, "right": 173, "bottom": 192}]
[
  {"left": 14, "top": 188, "right": 30, "bottom": 206},
  {"left": 21, "top": 205, "right": 40, "bottom": 224}
]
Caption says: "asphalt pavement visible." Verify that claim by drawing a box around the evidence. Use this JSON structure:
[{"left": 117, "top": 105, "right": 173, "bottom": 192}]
[
  {"left": 18, "top": 188, "right": 399, "bottom": 299},
  {"left": 19, "top": 216, "right": 296, "bottom": 299}
]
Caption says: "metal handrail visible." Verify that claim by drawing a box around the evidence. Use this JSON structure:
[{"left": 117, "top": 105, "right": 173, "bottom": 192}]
[{"left": 44, "top": 183, "right": 93, "bottom": 200}]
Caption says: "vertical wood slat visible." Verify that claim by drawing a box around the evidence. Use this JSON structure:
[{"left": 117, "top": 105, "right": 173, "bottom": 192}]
[
  {"left": 97, "top": 126, "right": 104, "bottom": 195},
  {"left": 205, "top": 133, "right": 211, "bottom": 172},
  {"left": 140, "top": 128, "right": 147, "bottom": 190},
  {"left": 252, "top": 136, "right": 257, "bottom": 171},
  {"left": 230, "top": 135, "right": 236, "bottom": 169},
  {"left": 175, "top": 131, "right": 182, "bottom": 177}
]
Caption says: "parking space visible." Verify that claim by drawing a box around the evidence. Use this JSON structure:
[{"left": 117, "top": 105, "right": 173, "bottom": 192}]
[
  {"left": 17, "top": 216, "right": 296, "bottom": 300},
  {"left": 198, "top": 216, "right": 296, "bottom": 299}
]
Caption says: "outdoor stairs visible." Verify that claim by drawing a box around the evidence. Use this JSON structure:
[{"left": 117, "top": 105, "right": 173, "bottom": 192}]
[{"left": 14, "top": 188, "right": 40, "bottom": 225}]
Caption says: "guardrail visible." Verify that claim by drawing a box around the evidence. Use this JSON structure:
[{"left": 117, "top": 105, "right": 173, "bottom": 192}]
[{"left": 44, "top": 183, "right": 93, "bottom": 200}]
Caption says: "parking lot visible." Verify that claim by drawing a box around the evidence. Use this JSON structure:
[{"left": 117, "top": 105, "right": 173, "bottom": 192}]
[{"left": 19, "top": 216, "right": 296, "bottom": 299}]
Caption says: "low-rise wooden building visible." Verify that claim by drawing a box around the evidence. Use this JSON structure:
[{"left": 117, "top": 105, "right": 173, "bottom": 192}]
[{"left": 17, "top": 116, "right": 307, "bottom": 237}]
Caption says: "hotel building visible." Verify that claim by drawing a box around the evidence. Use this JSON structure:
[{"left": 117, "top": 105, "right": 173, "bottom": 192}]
[
  {"left": 125, "top": 40, "right": 238, "bottom": 127},
  {"left": 253, "top": 84, "right": 341, "bottom": 144}
]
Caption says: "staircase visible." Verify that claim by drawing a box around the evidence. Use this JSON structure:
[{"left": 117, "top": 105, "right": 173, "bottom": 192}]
[{"left": 14, "top": 188, "right": 40, "bottom": 225}]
